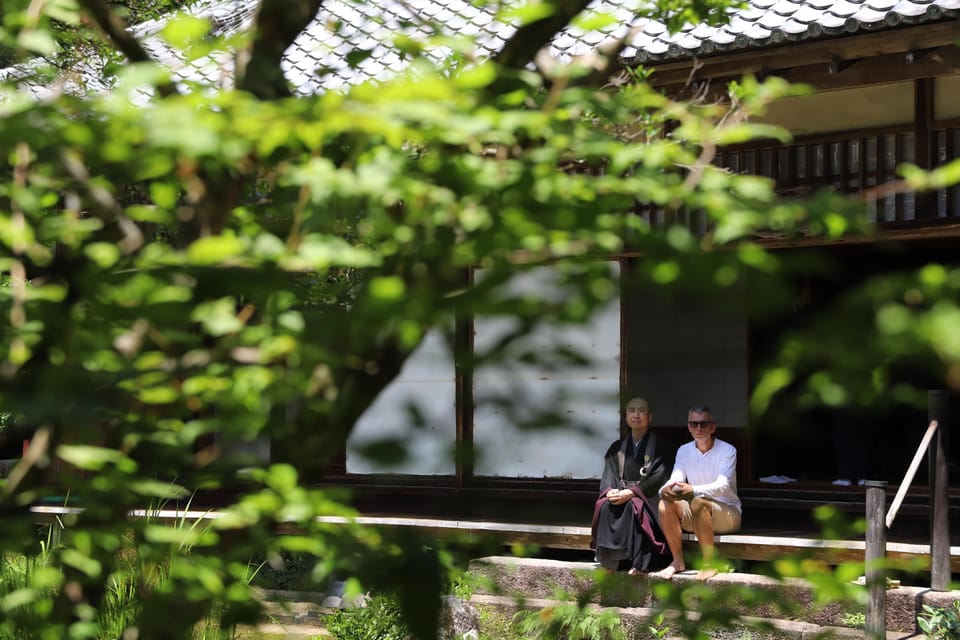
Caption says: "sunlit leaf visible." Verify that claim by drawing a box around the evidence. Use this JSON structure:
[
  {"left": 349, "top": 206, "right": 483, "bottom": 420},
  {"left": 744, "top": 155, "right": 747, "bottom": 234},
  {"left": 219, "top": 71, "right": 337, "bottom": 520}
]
[
  {"left": 187, "top": 233, "right": 247, "bottom": 265},
  {"left": 57, "top": 445, "right": 130, "bottom": 472}
]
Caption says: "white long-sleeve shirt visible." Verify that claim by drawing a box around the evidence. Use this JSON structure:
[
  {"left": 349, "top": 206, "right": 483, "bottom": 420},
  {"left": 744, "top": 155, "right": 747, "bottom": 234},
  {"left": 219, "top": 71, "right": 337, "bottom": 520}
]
[{"left": 660, "top": 438, "right": 741, "bottom": 514}]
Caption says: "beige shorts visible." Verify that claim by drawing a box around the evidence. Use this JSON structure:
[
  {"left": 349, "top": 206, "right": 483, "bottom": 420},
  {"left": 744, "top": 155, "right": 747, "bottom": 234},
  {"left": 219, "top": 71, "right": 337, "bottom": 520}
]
[{"left": 677, "top": 497, "right": 741, "bottom": 533}]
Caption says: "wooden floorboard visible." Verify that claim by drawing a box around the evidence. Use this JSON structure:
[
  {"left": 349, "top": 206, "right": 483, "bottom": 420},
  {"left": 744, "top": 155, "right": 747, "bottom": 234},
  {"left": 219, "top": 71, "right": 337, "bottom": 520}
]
[{"left": 29, "top": 506, "right": 960, "bottom": 571}]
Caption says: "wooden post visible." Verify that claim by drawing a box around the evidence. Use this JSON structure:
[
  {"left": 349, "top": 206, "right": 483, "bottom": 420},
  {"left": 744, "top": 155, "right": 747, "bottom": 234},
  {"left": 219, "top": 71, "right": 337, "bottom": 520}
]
[
  {"left": 865, "top": 480, "right": 887, "bottom": 640},
  {"left": 928, "top": 390, "right": 951, "bottom": 590}
]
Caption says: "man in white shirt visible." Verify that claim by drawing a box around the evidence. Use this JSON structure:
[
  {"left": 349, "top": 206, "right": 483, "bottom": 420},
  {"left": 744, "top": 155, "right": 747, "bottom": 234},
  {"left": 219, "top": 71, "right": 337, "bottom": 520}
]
[{"left": 652, "top": 405, "right": 741, "bottom": 580}]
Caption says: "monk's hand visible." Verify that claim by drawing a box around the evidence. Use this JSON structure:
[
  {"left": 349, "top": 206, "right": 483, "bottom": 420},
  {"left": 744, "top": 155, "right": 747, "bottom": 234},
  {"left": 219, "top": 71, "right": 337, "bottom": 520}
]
[{"left": 607, "top": 489, "right": 630, "bottom": 505}]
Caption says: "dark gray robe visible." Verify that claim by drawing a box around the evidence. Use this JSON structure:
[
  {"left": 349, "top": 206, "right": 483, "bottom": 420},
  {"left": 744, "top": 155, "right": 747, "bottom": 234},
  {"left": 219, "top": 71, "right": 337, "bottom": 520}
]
[{"left": 590, "top": 431, "right": 671, "bottom": 572}]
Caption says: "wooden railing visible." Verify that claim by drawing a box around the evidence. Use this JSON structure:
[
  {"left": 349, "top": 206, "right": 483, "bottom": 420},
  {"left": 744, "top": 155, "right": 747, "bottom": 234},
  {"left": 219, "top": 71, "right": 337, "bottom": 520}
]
[
  {"left": 864, "top": 389, "right": 952, "bottom": 640},
  {"left": 714, "top": 127, "right": 960, "bottom": 224}
]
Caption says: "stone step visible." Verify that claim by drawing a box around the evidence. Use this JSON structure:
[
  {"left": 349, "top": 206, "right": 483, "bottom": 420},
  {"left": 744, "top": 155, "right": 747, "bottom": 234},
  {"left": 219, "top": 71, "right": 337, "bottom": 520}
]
[
  {"left": 470, "top": 593, "right": 923, "bottom": 640},
  {"left": 467, "top": 555, "right": 960, "bottom": 635},
  {"left": 261, "top": 599, "right": 329, "bottom": 626},
  {"left": 234, "top": 622, "right": 329, "bottom": 639}
]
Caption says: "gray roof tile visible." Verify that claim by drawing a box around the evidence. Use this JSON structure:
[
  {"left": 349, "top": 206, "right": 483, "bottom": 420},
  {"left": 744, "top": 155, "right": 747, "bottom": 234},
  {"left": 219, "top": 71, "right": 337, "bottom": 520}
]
[
  {"left": 690, "top": 21, "right": 719, "bottom": 36},
  {"left": 710, "top": 28, "right": 740, "bottom": 44},
  {"left": 865, "top": 0, "right": 900, "bottom": 9},
  {"left": 851, "top": 5, "right": 890, "bottom": 21},
  {"left": 642, "top": 20, "right": 669, "bottom": 35},
  {"left": 645, "top": 39, "right": 671, "bottom": 55},
  {"left": 744, "top": 22, "right": 775, "bottom": 38},
  {"left": 758, "top": 12, "right": 789, "bottom": 28},
  {"left": 829, "top": 0, "right": 866, "bottom": 16},
  {"left": 791, "top": 4, "right": 830, "bottom": 20},
  {"left": 778, "top": 16, "right": 811, "bottom": 30},
  {"left": 890, "top": 0, "right": 935, "bottom": 14},
  {"left": 817, "top": 11, "right": 851, "bottom": 26}
]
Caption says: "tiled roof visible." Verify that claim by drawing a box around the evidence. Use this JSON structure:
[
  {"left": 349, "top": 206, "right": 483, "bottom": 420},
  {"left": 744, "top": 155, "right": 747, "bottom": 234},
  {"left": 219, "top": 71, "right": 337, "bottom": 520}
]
[
  {"left": 6, "top": 0, "right": 959, "bottom": 96},
  {"left": 131, "top": 0, "right": 959, "bottom": 93}
]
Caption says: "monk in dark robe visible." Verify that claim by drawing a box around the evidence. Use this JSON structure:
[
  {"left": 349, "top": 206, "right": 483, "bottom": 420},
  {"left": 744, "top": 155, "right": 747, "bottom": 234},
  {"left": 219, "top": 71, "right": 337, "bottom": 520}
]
[{"left": 591, "top": 397, "right": 672, "bottom": 575}]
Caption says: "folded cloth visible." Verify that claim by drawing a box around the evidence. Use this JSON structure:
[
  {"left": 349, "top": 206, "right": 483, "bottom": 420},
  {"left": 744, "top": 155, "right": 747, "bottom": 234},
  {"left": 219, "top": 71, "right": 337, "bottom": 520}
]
[{"left": 759, "top": 474, "right": 797, "bottom": 484}]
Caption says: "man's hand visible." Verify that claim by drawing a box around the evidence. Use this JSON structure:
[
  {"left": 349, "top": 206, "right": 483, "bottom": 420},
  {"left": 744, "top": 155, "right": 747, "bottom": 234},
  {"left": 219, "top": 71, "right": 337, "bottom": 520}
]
[
  {"left": 606, "top": 489, "right": 633, "bottom": 505},
  {"left": 661, "top": 482, "right": 693, "bottom": 502}
]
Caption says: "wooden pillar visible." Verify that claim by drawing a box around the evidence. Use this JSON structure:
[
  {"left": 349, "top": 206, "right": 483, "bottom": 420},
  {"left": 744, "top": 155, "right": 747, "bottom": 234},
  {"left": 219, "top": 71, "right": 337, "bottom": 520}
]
[
  {"left": 864, "top": 480, "right": 887, "bottom": 640},
  {"left": 455, "top": 268, "right": 475, "bottom": 488},
  {"left": 915, "top": 78, "right": 935, "bottom": 220},
  {"left": 928, "top": 390, "right": 951, "bottom": 590}
]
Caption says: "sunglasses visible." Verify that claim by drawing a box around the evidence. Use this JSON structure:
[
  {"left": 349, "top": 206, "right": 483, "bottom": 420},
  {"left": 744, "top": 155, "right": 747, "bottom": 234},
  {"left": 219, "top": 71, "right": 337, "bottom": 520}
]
[{"left": 687, "top": 421, "right": 715, "bottom": 429}]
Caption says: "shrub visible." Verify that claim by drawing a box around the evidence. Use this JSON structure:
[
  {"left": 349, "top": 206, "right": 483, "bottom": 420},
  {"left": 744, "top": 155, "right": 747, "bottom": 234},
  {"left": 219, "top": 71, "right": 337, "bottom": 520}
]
[
  {"left": 513, "top": 602, "right": 625, "bottom": 640},
  {"left": 325, "top": 593, "right": 410, "bottom": 640},
  {"left": 918, "top": 602, "right": 960, "bottom": 640}
]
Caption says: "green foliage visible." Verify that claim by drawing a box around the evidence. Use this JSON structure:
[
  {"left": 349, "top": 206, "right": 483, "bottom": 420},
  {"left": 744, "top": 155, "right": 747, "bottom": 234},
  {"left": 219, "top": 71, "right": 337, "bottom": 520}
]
[
  {"left": 325, "top": 593, "right": 411, "bottom": 640},
  {"left": 841, "top": 611, "right": 865, "bottom": 629},
  {"left": 0, "top": 527, "right": 246, "bottom": 640},
  {"left": 0, "top": 0, "right": 956, "bottom": 638},
  {"left": 513, "top": 602, "right": 625, "bottom": 640},
  {"left": 250, "top": 551, "right": 316, "bottom": 591},
  {"left": 647, "top": 612, "right": 670, "bottom": 639},
  {"left": 918, "top": 602, "right": 960, "bottom": 640}
]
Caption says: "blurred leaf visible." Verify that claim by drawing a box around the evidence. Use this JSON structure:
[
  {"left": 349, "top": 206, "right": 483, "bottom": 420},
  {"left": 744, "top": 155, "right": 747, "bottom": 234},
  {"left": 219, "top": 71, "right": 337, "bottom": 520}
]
[
  {"left": 56, "top": 445, "right": 132, "bottom": 472},
  {"left": 187, "top": 233, "right": 247, "bottom": 265}
]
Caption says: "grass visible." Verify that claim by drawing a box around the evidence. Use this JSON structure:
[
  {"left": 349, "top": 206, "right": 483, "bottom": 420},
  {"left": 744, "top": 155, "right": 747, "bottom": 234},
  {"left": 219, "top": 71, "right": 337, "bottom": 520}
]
[{"left": 0, "top": 505, "right": 265, "bottom": 640}]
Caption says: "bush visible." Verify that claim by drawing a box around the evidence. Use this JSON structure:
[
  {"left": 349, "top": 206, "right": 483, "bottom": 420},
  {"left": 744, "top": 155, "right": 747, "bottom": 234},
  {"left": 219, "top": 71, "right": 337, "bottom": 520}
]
[
  {"left": 325, "top": 593, "right": 410, "bottom": 640},
  {"left": 513, "top": 602, "right": 625, "bottom": 640},
  {"left": 918, "top": 602, "right": 960, "bottom": 640}
]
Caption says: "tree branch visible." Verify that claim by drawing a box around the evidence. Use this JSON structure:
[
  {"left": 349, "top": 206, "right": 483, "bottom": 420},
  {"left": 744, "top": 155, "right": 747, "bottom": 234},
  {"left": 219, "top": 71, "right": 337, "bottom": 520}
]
[
  {"left": 238, "top": 0, "right": 324, "bottom": 99},
  {"left": 78, "top": 0, "right": 177, "bottom": 97},
  {"left": 493, "top": 0, "right": 593, "bottom": 71}
]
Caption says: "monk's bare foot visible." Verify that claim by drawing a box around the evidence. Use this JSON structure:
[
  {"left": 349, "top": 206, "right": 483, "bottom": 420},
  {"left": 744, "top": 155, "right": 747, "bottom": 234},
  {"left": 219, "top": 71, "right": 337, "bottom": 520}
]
[
  {"left": 627, "top": 567, "right": 643, "bottom": 576},
  {"left": 696, "top": 568, "right": 718, "bottom": 581},
  {"left": 650, "top": 564, "right": 683, "bottom": 580}
]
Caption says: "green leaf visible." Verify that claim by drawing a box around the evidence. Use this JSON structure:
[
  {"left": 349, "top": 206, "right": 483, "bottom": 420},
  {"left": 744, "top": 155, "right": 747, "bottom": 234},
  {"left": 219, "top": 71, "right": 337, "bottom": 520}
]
[
  {"left": 265, "top": 464, "right": 298, "bottom": 493},
  {"left": 17, "top": 30, "right": 58, "bottom": 56},
  {"left": 454, "top": 61, "right": 497, "bottom": 89},
  {"left": 346, "top": 48, "right": 374, "bottom": 68},
  {"left": 84, "top": 242, "right": 121, "bottom": 269},
  {"left": 499, "top": 2, "right": 556, "bottom": 25},
  {"left": 1, "top": 588, "right": 40, "bottom": 613},
  {"left": 143, "top": 524, "right": 216, "bottom": 547},
  {"left": 60, "top": 549, "right": 102, "bottom": 578},
  {"left": 127, "top": 480, "right": 190, "bottom": 499},
  {"left": 137, "top": 385, "right": 180, "bottom": 404},
  {"left": 56, "top": 445, "right": 129, "bottom": 471},
  {"left": 187, "top": 233, "right": 247, "bottom": 265},
  {"left": 191, "top": 298, "right": 244, "bottom": 336},
  {"left": 368, "top": 276, "right": 406, "bottom": 301},
  {"left": 571, "top": 10, "right": 619, "bottom": 31},
  {"left": 160, "top": 15, "right": 212, "bottom": 50}
]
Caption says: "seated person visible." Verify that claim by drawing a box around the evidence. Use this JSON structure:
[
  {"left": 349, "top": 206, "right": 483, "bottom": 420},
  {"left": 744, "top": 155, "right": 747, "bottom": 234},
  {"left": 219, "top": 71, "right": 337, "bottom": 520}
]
[
  {"left": 653, "top": 405, "right": 741, "bottom": 580},
  {"left": 590, "top": 396, "right": 671, "bottom": 575}
]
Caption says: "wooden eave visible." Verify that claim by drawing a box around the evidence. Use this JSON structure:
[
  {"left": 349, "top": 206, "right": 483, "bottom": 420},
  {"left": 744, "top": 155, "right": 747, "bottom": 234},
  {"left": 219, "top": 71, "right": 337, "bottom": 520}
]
[{"left": 644, "top": 21, "right": 960, "bottom": 94}]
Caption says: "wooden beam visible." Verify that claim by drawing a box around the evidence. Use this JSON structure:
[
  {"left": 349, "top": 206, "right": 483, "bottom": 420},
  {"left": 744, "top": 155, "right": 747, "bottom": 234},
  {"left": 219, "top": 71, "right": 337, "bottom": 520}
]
[
  {"left": 780, "top": 46, "right": 960, "bottom": 91},
  {"left": 646, "top": 22, "right": 960, "bottom": 87},
  {"left": 656, "top": 44, "right": 960, "bottom": 97}
]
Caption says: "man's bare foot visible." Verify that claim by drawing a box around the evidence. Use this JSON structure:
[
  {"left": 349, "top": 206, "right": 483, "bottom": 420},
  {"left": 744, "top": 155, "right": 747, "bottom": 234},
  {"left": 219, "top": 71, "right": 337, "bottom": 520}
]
[
  {"left": 650, "top": 564, "right": 683, "bottom": 579},
  {"left": 696, "top": 568, "right": 718, "bottom": 581},
  {"left": 627, "top": 567, "right": 644, "bottom": 576}
]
